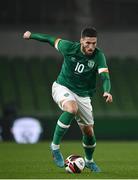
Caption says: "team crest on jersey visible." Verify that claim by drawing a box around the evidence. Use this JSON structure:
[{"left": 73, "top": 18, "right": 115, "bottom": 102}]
[
  {"left": 88, "top": 60, "right": 95, "bottom": 68},
  {"left": 71, "top": 57, "right": 76, "bottom": 61}
]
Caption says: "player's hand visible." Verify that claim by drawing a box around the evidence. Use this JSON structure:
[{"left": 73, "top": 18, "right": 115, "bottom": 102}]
[
  {"left": 23, "top": 31, "right": 31, "bottom": 39},
  {"left": 103, "top": 92, "right": 113, "bottom": 103}
]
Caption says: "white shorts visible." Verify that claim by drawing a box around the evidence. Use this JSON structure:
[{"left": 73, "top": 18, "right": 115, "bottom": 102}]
[{"left": 52, "top": 82, "right": 94, "bottom": 125}]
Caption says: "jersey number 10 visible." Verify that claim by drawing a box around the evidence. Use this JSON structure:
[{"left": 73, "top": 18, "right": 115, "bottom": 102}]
[{"left": 75, "top": 62, "right": 84, "bottom": 73}]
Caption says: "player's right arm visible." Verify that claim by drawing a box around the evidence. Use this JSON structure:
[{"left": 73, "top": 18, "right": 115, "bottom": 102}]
[
  {"left": 23, "top": 31, "right": 31, "bottom": 39},
  {"left": 23, "top": 31, "right": 59, "bottom": 47},
  {"left": 23, "top": 31, "right": 73, "bottom": 54}
]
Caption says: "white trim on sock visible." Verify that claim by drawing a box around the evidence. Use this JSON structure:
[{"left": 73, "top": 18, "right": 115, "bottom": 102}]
[
  {"left": 57, "top": 120, "right": 70, "bottom": 128},
  {"left": 82, "top": 142, "right": 96, "bottom": 148},
  {"left": 51, "top": 142, "right": 60, "bottom": 150},
  {"left": 85, "top": 157, "right": 94, "bottom": 163}
]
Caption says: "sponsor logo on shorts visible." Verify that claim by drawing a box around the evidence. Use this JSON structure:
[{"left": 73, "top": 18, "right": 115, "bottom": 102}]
[{"left": 64, "top": 93, "right": 70, "bottom": 97}]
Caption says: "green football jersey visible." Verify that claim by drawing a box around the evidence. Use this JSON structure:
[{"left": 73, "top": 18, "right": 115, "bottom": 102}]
[{"left": 56, "top": 39, "right": 108, "bottom": 97}]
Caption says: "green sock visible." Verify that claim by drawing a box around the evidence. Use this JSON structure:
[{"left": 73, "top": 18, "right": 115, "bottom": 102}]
[
  {"left": 82, "top": 135, "right": 96, "bottom": 161},
  {"left": 52, "top": 112, "right": 75, "bottom": 145}
]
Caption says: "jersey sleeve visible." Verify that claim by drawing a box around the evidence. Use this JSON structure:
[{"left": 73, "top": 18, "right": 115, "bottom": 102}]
[
  {"left": 97, "top": 51, "right": 109, "bottom": 74},
  {"left": 55, "top": 39, "right": 74, "bottom": 56},
  {"left": 97, "top": 51, "right": 111, "bottom": 92},
  {"left": 30, "top": 33, "right": 57, "bottom": 47}
]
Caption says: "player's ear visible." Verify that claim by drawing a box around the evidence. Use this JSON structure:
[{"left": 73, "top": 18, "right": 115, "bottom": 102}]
[{"left": 80, "top": 38, "right": 83, "bottom": 44}]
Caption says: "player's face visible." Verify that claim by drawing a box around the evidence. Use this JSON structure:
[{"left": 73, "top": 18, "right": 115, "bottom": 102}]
[{"left": 80, "top": 37, "right": 97, "bottom": 56}]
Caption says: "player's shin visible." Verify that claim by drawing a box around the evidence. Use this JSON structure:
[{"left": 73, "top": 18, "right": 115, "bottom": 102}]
[
  {"left": 82, "top": 134, "right": 96, "bottom": 161},
  {"left": 52, "top": 112, "right": 75, "bottom": 147}
]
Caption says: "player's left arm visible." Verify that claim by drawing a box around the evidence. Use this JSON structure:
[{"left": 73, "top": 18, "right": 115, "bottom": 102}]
[
  {"left": 97, "top": 52, "right": 113, "bottom": 103},
  {"left": 99, "top": 71, "right": 113, "bottom": 103}
]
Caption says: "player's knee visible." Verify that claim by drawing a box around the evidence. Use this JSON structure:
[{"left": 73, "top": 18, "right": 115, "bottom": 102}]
[
  {"left": 66, "top": 105, "right": 78, "bottom": 114},
  {"left": 63, "top": 101, "right": 78, "bottom": 114},
  {"left": 66, "top": 104, "right": 78, "bottom": 114}
]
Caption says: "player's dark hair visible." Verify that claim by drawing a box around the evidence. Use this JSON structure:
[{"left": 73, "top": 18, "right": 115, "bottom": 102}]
[{"left": 81, "top": 27, "right": 97, "bottom": 38}]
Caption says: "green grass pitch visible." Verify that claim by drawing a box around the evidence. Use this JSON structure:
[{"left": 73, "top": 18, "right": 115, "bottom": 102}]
[{"left": 0, "top": 141, "right": 138, "bottom": 179}]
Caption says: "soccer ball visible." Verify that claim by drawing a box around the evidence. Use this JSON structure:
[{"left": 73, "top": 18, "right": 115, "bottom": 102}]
[{"left": 65, "top": 154, "right": 85, "bottom": 173}]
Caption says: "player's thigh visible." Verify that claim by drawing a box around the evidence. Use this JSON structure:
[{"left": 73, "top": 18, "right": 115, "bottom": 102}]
[
  {"left": 74, "top": 95, "right": 94, "bottom": 125},
  {"left": 52, "top": 82, "right": 77, "bottom": 111}
]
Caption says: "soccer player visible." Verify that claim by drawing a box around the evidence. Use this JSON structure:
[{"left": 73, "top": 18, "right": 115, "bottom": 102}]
[{"left": 23, "top": 27, "right": 113, "bottom": 172}]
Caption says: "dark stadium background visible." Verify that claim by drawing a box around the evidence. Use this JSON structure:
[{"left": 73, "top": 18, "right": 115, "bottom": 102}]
[{"left": 0, "top": 0, "right": 138, "bottom": 141}]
